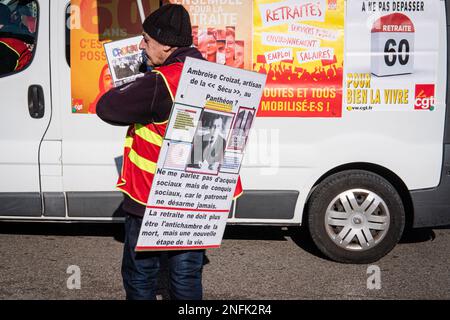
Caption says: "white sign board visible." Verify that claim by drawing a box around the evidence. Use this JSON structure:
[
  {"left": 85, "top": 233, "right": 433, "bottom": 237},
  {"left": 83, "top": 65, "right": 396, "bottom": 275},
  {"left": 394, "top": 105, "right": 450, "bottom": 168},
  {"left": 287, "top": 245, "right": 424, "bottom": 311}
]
[{"left": 136, "top": 57, "right": 267, "bottom": 251}]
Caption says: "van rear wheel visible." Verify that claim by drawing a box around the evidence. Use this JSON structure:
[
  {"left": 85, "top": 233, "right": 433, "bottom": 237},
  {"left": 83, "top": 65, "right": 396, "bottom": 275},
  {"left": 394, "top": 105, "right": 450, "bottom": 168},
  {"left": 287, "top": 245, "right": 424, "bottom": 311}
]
[{"left": 307, "top": 170, "right": 405, "bottom": 264}]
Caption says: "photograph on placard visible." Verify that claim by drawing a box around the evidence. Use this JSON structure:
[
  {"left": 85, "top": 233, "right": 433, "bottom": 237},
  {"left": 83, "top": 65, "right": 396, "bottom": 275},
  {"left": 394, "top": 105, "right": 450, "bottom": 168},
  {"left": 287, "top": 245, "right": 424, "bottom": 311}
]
[
  {"left": 163, "top": 142, "right": 192, "bottom": 171},
  {"left": 227, "top": 107, "right": 255, "bottom": 152},
  {"left": 186, "top": 109, "right": 234, "bottom": 175}
]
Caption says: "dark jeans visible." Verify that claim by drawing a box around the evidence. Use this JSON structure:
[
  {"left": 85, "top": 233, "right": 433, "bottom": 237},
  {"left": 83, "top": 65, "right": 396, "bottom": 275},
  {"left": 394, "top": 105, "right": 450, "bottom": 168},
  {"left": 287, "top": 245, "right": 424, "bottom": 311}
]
[{"left": 121, "top": 213, "right": 204, "bottom": 300}]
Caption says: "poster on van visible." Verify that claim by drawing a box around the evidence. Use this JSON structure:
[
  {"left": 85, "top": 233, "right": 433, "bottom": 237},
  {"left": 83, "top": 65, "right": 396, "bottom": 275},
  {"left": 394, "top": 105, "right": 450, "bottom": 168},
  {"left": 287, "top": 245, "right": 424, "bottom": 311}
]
[
  {"left": 253, "top": 0, "right": 345, "bottom": 118},
  {"left": 70, "top": 0, "right": 159, "bottom": 114},
  {"left": 344, "top": 0, "right": 440, "bottom": 112},
  {"left": 166, "top": 0, "right": 253, "bottom": 70}
]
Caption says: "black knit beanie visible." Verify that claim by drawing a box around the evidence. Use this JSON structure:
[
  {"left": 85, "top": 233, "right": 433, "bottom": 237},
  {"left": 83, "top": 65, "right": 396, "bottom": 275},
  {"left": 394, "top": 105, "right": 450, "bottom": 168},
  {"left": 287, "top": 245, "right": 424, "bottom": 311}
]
[
  {"left": 143, "top": 4, "right": 192, "bottom": 47},
  {"left": 0, "top": 3, "right": 11, "bottom": 24}
]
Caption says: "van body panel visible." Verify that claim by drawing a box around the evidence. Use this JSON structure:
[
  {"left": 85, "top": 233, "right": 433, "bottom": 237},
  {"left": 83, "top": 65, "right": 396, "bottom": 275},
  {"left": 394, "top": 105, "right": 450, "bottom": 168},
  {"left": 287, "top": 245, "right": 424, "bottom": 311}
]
[
  {"left": 43, "top": 192, "right": 66, "bottom": 217},
  {"left": 234, "top": 190, "right": 299, "bottom": 220},
  {"left": 0, "top": 193, "right": 41, "bottom": 216},
  {"left": 411, "top": 145, "right": 450, "bottom": 227},
  {"left": 66, "top": 192, "right": 123, "bottom": 218},
  {"left": 51, "top": 0, "right": 128, "bottom": 193},
  {"left": 0, "top": 0, "right": 449, "bottom": 233},
  {"left": 39, "top": 140, "right": 62, "bottom": 177},
  {"left": 0, "top": 0, "right": 51, "bottom": 194}
]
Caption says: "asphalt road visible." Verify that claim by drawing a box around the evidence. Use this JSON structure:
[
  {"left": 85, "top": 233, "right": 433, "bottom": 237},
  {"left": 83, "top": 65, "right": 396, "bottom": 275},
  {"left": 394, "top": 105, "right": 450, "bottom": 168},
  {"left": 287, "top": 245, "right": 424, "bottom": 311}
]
[{"left": 0, "top": 222, "right": 448, "bottom": 300}]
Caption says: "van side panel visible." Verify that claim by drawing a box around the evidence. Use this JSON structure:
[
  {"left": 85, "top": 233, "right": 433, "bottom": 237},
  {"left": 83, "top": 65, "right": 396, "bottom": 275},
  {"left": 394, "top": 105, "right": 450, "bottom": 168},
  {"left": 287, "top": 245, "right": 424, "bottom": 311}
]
[
  {"left": 445, "top": 0, "right": 450, "bottom": 145},
  {"left": 66, "top": 192, "right": 123, "bottom": 218},
  {"left": 0, "top": 193, "right": 41, "bottom": 217},
  {"left": 233, "top": 1, "right": 448, "bottom": 226},
  {"left": 411, "top": 146, "right": 450, "bottom": 227},
  {"left": 410, "top": 2, "right": 450, "bottom": 228},
  {"left": 234, "top": 190, "right": 298, "bottom": 220}
]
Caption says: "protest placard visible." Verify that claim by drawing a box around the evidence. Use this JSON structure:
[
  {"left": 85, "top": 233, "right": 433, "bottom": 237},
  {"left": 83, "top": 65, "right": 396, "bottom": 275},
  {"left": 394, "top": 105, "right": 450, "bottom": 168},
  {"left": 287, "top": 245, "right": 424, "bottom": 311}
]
[
  {"left": 136, "top": 57, "right": 267, "bottom": 251},
  {"left": 104, "top": 36, "right": 144, "bottom": 87}
]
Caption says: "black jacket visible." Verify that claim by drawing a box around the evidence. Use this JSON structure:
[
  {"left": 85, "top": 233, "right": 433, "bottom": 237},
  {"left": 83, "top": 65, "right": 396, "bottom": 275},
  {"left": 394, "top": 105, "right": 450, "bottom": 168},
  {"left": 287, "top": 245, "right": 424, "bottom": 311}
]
[{"left": 96, "top": 46, "right": 203, "bottom": 216}]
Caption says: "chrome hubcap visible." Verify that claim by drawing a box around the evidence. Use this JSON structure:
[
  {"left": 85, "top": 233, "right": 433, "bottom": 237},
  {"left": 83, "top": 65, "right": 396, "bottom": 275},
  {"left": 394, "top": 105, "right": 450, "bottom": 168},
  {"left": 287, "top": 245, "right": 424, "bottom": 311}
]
[
  {"left": 325, "top": 189, "right": 390, "bottom": 251},
  {"left": 353, "top": 216, "right": 362, "bottom": 225}
]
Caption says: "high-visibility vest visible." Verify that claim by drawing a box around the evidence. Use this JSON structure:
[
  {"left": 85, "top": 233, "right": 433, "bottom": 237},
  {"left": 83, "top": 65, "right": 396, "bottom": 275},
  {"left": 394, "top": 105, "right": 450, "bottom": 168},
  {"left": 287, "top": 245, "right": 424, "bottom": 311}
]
[
  {"left": 0, "top": 37, "right": 32, "bottom": 71},
  {"left": 117, "top": 62, "right": 243, "bottom": 206}
]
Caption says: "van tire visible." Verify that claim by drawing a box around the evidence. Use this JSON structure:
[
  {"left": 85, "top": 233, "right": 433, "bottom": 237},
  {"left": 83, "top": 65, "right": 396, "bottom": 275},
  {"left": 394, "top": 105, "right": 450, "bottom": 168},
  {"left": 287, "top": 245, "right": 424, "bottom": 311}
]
[{"left": 307, "top": 170, "right": 405, "bottom": 264}]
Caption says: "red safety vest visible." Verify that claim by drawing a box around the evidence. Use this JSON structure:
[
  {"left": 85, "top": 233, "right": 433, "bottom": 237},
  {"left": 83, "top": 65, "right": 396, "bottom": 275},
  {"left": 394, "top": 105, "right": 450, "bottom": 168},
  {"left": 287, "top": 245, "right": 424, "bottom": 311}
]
[
  {"left": 117, "top": 62, "right": 243, "bottom": 206},
  {"left": 0, "top": 37, "right": 32, "bottom": 71}
]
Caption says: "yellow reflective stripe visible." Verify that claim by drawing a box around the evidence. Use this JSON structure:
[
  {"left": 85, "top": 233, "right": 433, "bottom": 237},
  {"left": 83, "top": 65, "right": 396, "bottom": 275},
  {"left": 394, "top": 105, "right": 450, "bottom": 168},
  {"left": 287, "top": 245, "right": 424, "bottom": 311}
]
[
  {"left": 152, "top": 69, "right": 174, "bottom": 101},
  {"left": 124, "top": 135, "right": 133, "bottom": 148},
  {"left": 128, "top": 149, "right": 157, "bottom": 174},
  {"left": 152, "top": 119, "right": 169, "bottom": 125},
  {"left": 0, "top": 41, "right": 20, "bottom": 70},
  {"left": 134, "top": 124, "right": 163, "bottom": 147}
]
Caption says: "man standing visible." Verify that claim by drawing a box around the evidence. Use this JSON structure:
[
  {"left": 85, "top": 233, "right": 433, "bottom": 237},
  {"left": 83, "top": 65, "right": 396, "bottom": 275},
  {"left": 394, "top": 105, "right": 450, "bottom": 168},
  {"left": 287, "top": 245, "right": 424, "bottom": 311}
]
[
  {"left": 97, "top": 4, "right": 242, "bottom": 300},
  {"left": 97, "top": 4, "right": 204, "bottom": 300}
]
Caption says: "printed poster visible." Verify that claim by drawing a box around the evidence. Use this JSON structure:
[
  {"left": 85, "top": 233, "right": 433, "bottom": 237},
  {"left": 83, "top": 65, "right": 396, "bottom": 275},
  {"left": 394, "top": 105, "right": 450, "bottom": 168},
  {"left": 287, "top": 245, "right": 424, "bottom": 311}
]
[
  {"left": 71, "top": 0, "right": 345, "bottom": 117},
  {"left": 70, "top": 0, "right": 159, "bottom": 114},
  {"left": 167, "top": 0, "right": 253, "bottom": 70},
  {"left": 253, "top": 0, "right": 345, "bottom": 117},
  {"left": 104, "top": 36, "right": 145, "bottom": 87},
  {"left": 136, "top": 58, "right": 267, "bottom": 251},
  {"left": 345, "top": 0, "right": 440, "bottom": 112}
]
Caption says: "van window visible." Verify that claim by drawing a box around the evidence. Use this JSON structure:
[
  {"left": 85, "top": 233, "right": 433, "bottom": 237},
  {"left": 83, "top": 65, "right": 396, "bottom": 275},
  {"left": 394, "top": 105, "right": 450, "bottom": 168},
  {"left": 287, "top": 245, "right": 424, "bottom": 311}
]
[
  {"left": 0, "top": 0, "right": 38, "bottom": 77},
  {"left": 66, "top": 3, "right": 70, "bottom": 66}
]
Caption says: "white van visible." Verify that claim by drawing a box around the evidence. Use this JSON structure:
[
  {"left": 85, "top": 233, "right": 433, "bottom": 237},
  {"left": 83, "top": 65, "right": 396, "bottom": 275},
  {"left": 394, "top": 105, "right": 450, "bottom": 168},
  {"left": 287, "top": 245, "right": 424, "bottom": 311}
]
[{"left": 1, "top": 0, "right": 449, "bottom": 263}]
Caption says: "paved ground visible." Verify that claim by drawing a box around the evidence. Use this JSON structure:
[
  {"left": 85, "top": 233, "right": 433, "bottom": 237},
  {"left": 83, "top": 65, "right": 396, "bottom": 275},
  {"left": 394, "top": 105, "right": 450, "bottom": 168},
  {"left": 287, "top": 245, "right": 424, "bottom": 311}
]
[{"left": 0, "top": 222, "right": 448, "bottom": 300}]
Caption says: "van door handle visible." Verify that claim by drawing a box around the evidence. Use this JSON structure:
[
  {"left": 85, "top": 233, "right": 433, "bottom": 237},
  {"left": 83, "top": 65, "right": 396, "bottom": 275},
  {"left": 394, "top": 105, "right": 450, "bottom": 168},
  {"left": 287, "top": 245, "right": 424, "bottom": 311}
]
[{"left": 28, "top": 85, "right": 45, "bottom": 119}]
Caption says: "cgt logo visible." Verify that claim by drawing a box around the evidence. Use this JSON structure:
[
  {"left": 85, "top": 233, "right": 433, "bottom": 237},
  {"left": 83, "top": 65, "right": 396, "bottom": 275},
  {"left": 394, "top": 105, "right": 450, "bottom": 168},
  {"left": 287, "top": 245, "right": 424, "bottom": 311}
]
[
  {"left": 72, "top": 99, "right": 84, "bottom": 112},
  {"left": 414, "top": 84, "right": 435, "bottom": 111},
  {"left": 328, "top": 0, "right": 337, "bottom": 10}
]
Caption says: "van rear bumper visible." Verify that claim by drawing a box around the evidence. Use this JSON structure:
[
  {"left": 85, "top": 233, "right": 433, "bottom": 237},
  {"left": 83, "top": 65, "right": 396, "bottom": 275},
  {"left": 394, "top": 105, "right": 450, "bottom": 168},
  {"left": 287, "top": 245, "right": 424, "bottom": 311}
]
[{"left": 410, "top": 145, "right": 450, "bottom": 228}]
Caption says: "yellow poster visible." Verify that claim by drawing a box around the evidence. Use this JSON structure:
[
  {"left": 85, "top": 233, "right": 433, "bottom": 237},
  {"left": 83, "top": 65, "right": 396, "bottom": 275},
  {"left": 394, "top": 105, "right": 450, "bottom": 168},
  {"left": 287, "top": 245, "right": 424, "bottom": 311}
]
[
  {"left": 70, "top": 0, "right": 159, "bottom": 114},
  {"left": 253, "top": 0, "right": 344, "bottom": 117},
  {"left": 168, "top": 0, "right": 253, "bottom": 70}
]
